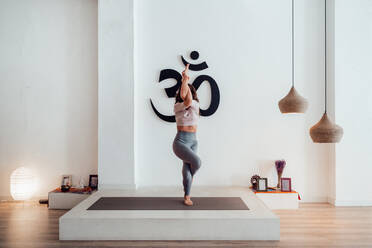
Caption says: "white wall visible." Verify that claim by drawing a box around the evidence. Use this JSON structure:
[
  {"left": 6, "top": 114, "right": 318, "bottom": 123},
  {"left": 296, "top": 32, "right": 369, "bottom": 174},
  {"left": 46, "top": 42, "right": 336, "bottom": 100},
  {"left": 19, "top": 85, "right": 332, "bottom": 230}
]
[
  {"left": 98, "top": 0, "right": 136, "bottom": 189},
  {"left": 4, "top": 0, "right": 367, "bottom": 204},
  {"left": 0, "top": 0, "right": 98, "bottom": 199},
  {"left": 327, "top": 0, "right": 338, "bottom": 205},
  {"left": 333, "top": 0, "right": 372, "bottom": 206},
  {"left": 135, "top": 0, "right": 330, "bottom": 202}
]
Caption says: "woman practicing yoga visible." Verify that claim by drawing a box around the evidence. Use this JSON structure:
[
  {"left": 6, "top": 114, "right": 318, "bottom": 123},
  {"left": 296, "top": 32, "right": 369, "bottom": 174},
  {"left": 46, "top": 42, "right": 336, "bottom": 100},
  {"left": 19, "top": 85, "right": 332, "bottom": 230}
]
[{"left": 173, "top": 64, "right": 202, "bottom": 206}]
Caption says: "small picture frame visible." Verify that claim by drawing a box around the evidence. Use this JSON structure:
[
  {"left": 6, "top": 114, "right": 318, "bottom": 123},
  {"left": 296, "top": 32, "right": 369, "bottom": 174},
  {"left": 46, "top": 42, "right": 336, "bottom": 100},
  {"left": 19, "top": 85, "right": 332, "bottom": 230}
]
[
  {"left": 281, "top": 178, "right": 292, "bottom": 192},
  {"left": 61, "top": 175, "right": 72, "bottom": 186},
  {"left": 256, "top": 178, "right": 268, "bottom": 192},
  {"left": 89, "top": 174, "right": 98, "bottom": 190}
]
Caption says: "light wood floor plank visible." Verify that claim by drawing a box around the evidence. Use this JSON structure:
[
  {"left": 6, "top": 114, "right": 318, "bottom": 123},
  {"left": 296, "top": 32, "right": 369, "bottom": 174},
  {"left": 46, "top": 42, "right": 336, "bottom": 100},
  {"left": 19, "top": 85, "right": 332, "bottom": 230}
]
[{"left": 0, "top": 201, "right": 371, "bottom": 247}]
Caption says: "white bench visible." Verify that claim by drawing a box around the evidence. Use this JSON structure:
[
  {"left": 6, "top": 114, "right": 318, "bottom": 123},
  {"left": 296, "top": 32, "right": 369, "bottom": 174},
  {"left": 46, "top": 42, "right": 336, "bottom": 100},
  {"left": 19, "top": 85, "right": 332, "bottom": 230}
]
[{"left": 48, "top": 188, "right": 93, "bottom": 210}]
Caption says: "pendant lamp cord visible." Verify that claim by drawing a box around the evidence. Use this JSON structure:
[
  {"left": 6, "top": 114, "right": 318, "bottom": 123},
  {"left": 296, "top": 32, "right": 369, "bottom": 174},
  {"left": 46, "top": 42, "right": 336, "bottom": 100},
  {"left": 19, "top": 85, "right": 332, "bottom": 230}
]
[
  {"left": 324, "top": 0, "right": 327, "bottom": 113},
  {"left": 291, "top": 0, "right": 294, "bottom": 87}
]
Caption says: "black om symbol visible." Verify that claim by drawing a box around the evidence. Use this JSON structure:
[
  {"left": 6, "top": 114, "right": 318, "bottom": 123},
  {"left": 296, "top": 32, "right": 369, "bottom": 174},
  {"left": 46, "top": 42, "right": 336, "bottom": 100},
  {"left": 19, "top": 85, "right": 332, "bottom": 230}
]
[{"left": 150, "top": 51, "right": 220, "bottom": 122}]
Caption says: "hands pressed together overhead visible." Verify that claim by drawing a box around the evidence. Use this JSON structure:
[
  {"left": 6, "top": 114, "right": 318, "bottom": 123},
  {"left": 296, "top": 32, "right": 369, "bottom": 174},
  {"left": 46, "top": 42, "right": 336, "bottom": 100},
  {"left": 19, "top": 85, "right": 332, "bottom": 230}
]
[{"left": 182, "top": 64, "right": 190, "bottom": 83}]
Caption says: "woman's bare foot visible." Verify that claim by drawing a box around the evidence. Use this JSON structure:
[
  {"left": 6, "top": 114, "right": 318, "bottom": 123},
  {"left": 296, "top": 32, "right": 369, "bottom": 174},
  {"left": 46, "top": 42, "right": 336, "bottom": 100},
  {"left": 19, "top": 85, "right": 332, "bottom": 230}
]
[{"left": 184, "top": 195, "right": 193, "bottom": 206}]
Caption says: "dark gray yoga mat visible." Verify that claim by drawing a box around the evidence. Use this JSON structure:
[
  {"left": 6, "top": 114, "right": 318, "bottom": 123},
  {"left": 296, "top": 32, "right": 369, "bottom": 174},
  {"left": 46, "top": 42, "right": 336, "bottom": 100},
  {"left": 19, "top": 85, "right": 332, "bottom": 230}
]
[{"left": 87, "top": 197, "right": 249, "bottom": 210}]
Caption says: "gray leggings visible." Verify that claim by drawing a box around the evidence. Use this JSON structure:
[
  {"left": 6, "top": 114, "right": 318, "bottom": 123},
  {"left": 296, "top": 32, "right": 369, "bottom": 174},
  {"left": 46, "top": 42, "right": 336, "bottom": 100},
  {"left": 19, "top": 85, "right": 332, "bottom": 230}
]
[{"left": 173, "top": 131, "right": 202, "bottom": 196}]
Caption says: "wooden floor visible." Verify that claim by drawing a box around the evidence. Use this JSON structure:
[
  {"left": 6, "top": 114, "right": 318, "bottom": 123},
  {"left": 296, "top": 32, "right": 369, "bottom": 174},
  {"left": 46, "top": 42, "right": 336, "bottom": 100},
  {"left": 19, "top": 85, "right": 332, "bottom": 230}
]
[{"left": 1, "top": 201, "right": 372, "bottom": 248}]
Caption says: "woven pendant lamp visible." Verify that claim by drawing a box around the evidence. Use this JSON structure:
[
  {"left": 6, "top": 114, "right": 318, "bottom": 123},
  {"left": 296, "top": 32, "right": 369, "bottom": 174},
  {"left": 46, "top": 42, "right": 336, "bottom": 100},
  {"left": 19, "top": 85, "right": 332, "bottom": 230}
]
[
  {"left": 278, "top": 0, "right": 308, "bottom": 114},
  {"left": 310, "top": 113, "right": 343, "bottom": 143},
  {"left": 279, "top": 86, "right": 308, "bottom": 113},
  {"left": 309, "top": 0, "right": 343, "bottom": 143}
]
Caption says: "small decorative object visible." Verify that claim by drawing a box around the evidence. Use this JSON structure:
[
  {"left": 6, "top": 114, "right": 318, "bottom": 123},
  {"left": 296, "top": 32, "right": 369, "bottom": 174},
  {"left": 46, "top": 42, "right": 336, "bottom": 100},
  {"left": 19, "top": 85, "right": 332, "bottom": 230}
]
[
  {"left": 275, "top": 160, "right": 286, "bottom": 188},
  {"left": 250, "top": 174, "right": 261, "bottom": 190},
  {"left": 61, "top": 185, "right": 71, "bottom": 192},
  {"left": 39, "top": 199, "right": 48, "bottom": 204},
  {"left": 10, "top": 167, "right": 35, "bottom": 201},
  {"left": 78, "top": 176, "right": 85, "bottom": 189},
  {"left": 89, "top": 174, "right": 98, "bottom": 190},
  {"left": 309, "top": 0, "right": 343, "bottom": 143},
  {"left": 256, "top": 178, "right": 268, "bottom": 192},
  {"left": 61, "top": 175, "right": 72, "bottom": 186},
  {"left": 281, "top": 178, "right": 292, "bottom": 192}
]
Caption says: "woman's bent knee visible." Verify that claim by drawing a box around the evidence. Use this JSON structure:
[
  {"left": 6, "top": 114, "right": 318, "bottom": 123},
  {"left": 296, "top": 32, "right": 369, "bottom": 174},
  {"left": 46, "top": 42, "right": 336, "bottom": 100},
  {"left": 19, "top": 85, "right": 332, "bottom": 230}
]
[{"left": 193, "top": 157, "right": 202, "bottom": 171}]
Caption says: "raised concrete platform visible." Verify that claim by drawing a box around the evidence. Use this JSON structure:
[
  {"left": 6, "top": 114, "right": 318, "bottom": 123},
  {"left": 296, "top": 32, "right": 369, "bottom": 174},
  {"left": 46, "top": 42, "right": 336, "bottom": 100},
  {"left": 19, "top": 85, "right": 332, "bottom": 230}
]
[
  {"left": 59, "top": 186, "right": 280, "bottom": 240},
  {"left": 255, "top": 190, "right": 299, "bottom": 209}
]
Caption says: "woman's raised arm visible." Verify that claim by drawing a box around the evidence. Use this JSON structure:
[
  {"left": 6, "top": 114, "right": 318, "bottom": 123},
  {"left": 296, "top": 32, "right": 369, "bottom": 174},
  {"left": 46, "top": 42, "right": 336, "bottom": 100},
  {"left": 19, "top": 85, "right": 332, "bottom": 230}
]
[{"left": 180, "top": 64, "right": 192, "bottom": 107}]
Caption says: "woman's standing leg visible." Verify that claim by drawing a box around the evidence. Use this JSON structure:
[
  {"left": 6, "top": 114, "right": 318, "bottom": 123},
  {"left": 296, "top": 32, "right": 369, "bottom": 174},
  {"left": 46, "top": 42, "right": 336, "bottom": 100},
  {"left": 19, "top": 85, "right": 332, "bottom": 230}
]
[
  {"left": 180, "top": 140, "right": 199, "bottom": 196},
  {"left": 182, "top": 162, "right": 192, "bottom": 196},
  {"left": 173, "top": 137, "right": 201, "bottom": 197}
]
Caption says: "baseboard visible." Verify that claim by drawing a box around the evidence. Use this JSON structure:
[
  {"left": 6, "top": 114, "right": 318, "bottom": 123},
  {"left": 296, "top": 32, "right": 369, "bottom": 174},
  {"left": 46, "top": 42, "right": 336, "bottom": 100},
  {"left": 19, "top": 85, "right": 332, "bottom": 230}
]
[
  {"left": 98, "top": 183, "right": 137, "bottom": 190},
  {"left": 328, "top": 196, "right": 336, "bottom": 205},
  {"left": 334, "top": 200, "right": 372, "bottom": 206},
  {"left": 0, "top": 195, "right": 47, "bottom": 202},
  {"left": 0, "top": 196, "right": 13, "bottom": 201},
  {"left": 300, "top": 196, "right": 328, "bottom": 203},
  {"left": 328, "top": 197, "right": 372, "bottom": 206}
]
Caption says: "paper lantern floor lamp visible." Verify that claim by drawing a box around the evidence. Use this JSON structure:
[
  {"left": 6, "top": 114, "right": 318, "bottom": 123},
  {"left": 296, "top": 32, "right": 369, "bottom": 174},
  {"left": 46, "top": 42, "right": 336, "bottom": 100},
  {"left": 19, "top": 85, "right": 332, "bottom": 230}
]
[{"left": 10, "top": 167, "right": 35, "bottom": 201}]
